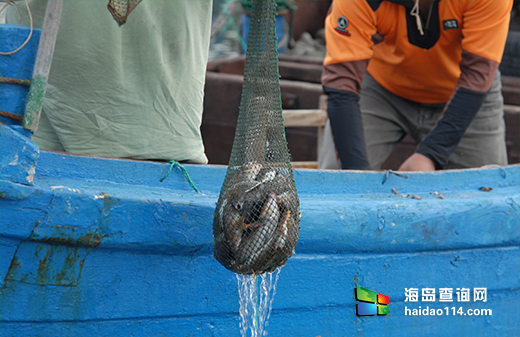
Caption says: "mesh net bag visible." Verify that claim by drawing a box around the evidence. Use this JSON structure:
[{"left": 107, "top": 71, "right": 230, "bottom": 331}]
[
  {"left": 107, "top": 0, "right": 142, "bottom": 26},
  {"left": 213, "top": 0, "right": 300, "bottom": 275}
]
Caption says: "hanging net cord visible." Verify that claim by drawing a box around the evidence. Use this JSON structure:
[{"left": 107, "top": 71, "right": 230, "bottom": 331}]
[
  {"left": 213, "top": 0, "right": 300, "bottom": 276},
  {"left": 160, "top": 160, "right": 200, "bottom": 193}
]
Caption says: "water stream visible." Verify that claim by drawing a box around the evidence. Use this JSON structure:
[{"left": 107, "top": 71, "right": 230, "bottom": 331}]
[{"left": 236, "top": 267, "right": 282, "bottom": 337}]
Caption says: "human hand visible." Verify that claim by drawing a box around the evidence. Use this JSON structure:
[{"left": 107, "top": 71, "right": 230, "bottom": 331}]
[{"left": 398, "top": 153, "right": 435, "bottom": 172}]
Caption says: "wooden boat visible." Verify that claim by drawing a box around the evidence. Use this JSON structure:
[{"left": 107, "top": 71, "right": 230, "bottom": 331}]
[
  {"left": 1, "top": 122, "right": 519, "bottom": 336},
  {"left": 2, "top": 3, "right": 519, "bottom": 334}
]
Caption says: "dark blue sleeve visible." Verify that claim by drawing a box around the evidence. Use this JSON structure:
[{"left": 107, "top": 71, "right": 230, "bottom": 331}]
[
  {"left": 323, "top": 86, "right": 370, "bottom": 170},
  {"left": 417, "top": 87, "right": 488, "bottom": 169}
]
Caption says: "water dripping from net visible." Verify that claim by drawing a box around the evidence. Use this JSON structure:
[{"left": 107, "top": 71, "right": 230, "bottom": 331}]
[{"left": 237, "top": 267, "right": 282, "bottom": 337}]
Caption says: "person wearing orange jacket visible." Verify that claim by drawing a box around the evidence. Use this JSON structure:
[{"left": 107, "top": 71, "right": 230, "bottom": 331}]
[{"left": 320, "top": 0, "right": 512, "bottom": 171}]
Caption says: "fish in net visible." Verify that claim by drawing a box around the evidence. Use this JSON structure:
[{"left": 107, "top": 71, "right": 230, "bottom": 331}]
[
  {"left": 107, "top": 0, "right": 142, "bottom": 26},
  {"left": 213, "top": 0, "right": 300, "bottom": 275}
]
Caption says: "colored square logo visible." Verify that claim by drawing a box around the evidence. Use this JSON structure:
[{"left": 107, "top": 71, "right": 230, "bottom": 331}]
[
  {"left": 356, "top": 302, "right": 377, "bottom": 316},
  {"left": 355, "top": 285, "right": 377, "bottom": 303},
  {"left": 378, "top": 293, "right": 389, "bottom": 305},
  {"left": 378, "top": 305, "right": 389, "bottom": 315},
  {"left": 355, "top": 285, "right": 389, "bottom": 316}
]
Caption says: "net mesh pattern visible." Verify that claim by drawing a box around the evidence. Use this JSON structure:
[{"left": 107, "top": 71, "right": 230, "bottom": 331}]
[
  {"left": 213, "top": 0, "right": 300, "bottom": 275},
  {"left": 107, "top": 0, "right": 142, "bottom": 26}
]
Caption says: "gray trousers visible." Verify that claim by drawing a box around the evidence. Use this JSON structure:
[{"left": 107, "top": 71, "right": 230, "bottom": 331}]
[{"left": 318, "top": 71, "right": 507, "bottom": 170}]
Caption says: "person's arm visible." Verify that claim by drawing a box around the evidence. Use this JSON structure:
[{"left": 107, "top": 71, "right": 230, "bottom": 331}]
[
  {"left": 321, "top": 1, "right": 376, "bottom": 169},
  {"left": 401, "top": 0, "right": 512, "bottom": 171},
  {"left": 412, "top": 84, "right": 490, "bottom": 169},
  {"left": 323, "top": 86, "right": 370, "bottom": 169}
]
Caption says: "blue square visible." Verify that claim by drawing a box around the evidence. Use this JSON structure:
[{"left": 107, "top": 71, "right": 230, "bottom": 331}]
[{"left": 356, "top": 302, "right": 377, "bottom": 316}]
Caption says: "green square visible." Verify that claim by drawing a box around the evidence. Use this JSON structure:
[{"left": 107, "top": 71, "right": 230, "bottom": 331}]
[
  {"left": 356, "top": 285, "right": 377, "bottom": 303},
  {"left": 378, "top": 304, "right": 389, "bottom": 315}
]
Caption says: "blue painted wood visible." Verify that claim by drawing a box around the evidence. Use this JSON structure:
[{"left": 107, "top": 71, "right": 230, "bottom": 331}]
[
  {"left": 1, "top": 125, "right": 519, "bottom": 336},
  {"left": 0, "top": 123, "right": 39, "bottom": 186}
]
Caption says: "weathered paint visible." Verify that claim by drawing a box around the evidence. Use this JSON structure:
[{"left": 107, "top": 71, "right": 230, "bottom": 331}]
[
  {"left": 22, "top": 74, "right": 46, "bottom": 129},
  {"left": 22, "top": 1, "right": 63, "bottom": 132},
  {"left": 30, "top": 223, "right": 102, "bottom": 248},
  {"left": 0, "top": 126, "right": 519, "bottom": 335},
  {"left": 0, "top": 123, "right": 39, "bottom": 186},
  {"left": 5, "top": 241, "right": 88, "bottom": 286}
]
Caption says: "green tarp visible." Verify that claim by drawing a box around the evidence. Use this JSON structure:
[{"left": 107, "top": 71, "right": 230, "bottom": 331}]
[{"left": 8, "top": 0, "right": 211, "bottom": 163}]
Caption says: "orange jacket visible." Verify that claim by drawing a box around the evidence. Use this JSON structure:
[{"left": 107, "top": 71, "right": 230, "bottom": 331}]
[{"left": 322, "top": 0, "right": 512, "bottom": 103}]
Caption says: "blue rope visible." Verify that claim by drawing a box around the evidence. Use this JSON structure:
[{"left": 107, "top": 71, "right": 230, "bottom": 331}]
[
  {"left": 160, "top": 160, "right": 200, "bottom": 193},
  {"left": 382, "top": 169, "right": 409, "bottom": 185}
]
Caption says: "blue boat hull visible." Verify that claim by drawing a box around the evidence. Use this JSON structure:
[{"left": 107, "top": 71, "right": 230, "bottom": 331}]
[{"left": 1, "top": 124, "right": 519, "bottom": 336}]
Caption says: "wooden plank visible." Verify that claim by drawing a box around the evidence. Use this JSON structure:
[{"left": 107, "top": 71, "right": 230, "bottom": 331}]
[
  {"left": 290, "top": 161, "right": 318, "bottom": 169},
  {"left": 278, "top": 53, "right": 325, "bottom": 65},
  {"left": 504, "top": 104, "right": 520, "bottom": 114},
  {"left": 278, "top": 61, "right": 323, "bottom": 83},
  {"left": 282, "top": 109, "right": 327, "bottom": 127},
  {"left": 206, "top": 55, "right": 246, "bottom": 74},
  {"left": 23, "top": 0, "right": 63, "bottom": 132}
]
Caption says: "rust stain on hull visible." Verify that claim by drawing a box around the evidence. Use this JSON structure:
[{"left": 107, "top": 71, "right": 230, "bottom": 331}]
[
  {"left": 6, "top": 242, "right": 89, "bottom": 286},
  {"left": 37, "top": 232, "right": 101, "bottom": 248}
]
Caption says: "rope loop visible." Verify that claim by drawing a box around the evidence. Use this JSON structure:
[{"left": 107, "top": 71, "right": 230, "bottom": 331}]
[
  {"left": 160, "top": 160, "right": 200, "bottom": 193},
  {"left": 0, "top": 0, "right": 34, "bottom": 56}
]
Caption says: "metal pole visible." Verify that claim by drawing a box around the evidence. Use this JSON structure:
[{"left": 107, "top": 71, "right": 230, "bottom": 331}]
[{"left": 22, "top": 0, "right": 63, "bottom": 132}]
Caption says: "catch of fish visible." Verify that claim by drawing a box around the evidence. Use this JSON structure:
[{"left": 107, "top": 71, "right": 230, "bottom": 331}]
[{"left": 213, "top": 162, "right": 300, "bottom": 275}]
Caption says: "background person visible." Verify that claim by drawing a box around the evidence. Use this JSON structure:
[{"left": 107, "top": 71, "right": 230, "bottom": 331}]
[{"left": 319, "top": 0, "right": 512, "bottom": 171}]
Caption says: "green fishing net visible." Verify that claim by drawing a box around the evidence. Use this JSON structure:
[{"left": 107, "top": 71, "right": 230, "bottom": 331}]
[{"left": 213, "top": 0, "right": 300, "bottom": 275}]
